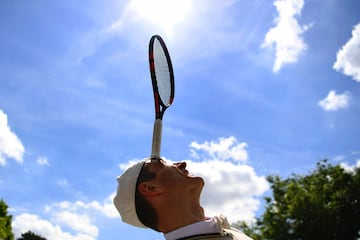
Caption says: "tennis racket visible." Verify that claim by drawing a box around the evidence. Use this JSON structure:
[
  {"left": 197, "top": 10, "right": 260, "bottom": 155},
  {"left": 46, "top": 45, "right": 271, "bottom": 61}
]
[{"left": 148, "top": 35, "right": 175, "bottom": 159}]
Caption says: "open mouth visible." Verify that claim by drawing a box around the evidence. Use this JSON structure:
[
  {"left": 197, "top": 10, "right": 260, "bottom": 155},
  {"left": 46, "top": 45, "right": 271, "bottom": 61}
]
[
  {"left": 176, "top": 167, "right": 188, "bottom": 176},
  {"left": 178, "top": 167, "right": 189, "bottom": 176}
]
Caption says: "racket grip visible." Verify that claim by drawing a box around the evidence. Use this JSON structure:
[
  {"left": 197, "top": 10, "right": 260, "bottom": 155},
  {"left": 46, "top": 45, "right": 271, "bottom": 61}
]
[{"left": 151, "top": 119, "right": 163, "bottom": 159}]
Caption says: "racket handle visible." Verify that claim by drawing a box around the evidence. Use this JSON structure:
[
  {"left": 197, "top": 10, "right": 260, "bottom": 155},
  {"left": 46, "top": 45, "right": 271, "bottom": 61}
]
[{"left": 151, "top": 119, "right": 163, "bottom": 159}]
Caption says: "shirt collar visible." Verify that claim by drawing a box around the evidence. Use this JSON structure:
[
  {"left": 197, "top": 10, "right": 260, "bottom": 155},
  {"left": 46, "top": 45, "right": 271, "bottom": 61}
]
[{"left": 164, "top": 218, "right": 219, "bottom": 240}]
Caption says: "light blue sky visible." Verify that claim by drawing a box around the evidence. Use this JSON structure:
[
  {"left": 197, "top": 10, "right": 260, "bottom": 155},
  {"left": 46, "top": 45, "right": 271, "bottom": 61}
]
[{"left": 1, "top": 0, "right": 359, "bottom": 239}]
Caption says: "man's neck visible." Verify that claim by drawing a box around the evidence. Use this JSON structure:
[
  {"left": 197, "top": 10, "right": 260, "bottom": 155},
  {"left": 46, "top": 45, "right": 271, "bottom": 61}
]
[{"left": 157, "top": 201, "right": 205, "bottom": 233}]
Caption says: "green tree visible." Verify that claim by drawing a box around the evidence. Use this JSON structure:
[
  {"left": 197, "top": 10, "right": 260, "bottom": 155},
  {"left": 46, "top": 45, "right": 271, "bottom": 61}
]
[
  {"left": 16, "top": 231, "right": 47, "bottom": 240},
  {"left": 236, "top": 160, "right": 360, "bottom": 240},
  {"left": 0, "top": 199, "right": 14, "bottom": 240}
]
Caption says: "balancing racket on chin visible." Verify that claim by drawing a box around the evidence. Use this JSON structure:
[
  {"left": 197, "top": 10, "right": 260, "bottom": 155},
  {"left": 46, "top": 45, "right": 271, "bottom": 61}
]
[{"left": 148, "top": 35, "right": 175, "bottom": 161}]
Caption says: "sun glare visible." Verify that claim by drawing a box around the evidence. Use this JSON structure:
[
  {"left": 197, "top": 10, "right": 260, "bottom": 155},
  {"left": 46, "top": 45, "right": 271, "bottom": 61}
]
[{"left": 129, "top": 0, "right": 192, "bottom": 36}]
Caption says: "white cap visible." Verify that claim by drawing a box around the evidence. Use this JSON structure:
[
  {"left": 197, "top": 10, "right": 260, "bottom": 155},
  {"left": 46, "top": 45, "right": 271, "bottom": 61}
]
[{"left": 113, "top": 159, "right": 148, "bottom": 228}]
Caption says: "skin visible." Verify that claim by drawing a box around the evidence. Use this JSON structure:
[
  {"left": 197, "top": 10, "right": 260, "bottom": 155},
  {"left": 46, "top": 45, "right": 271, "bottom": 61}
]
[{"left": 138, "top": 159, "right": 206, "bottom": 233}]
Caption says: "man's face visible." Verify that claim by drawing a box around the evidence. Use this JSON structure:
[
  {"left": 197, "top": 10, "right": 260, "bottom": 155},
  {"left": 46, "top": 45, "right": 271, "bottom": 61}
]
[{"left": 144, "top": 158, "right": 204, "bottom": 196}]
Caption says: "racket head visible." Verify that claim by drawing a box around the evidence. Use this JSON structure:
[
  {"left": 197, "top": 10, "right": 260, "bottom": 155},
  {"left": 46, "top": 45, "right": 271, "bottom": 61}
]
[{"left": 149, "top": 35, "right": 175, "bottom": 119}]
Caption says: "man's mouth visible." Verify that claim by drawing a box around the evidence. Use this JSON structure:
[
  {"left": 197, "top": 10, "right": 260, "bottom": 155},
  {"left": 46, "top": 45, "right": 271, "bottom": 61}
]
[{"left": 177, "top": 168, "right": 189, "bottom": 176}]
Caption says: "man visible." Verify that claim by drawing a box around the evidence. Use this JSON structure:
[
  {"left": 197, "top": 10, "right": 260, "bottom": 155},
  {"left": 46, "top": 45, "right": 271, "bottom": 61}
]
[{"left": 114, "top": 158, "right": 253, "bottom": 240}]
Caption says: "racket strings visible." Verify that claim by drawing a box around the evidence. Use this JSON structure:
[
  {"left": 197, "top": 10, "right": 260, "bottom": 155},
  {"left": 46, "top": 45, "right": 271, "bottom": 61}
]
[{"left": 153, "top": 41, "right": 172, "bottom": 106}]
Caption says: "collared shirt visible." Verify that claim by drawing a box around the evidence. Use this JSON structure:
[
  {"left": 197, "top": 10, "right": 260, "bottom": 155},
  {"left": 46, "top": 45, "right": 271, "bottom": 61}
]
[{"left": 164, "top": 218, "right": 219, "bottom": 240}]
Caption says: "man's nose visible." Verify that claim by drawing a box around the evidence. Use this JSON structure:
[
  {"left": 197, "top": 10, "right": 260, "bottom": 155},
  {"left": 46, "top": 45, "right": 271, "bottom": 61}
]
[{"left": 174, "top": 161, "right": 186, "bottom": 169}]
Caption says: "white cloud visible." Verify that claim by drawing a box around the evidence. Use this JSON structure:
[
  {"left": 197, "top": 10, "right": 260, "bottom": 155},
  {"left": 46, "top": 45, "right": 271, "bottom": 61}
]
[
  {"left": 12, "top": 213, "right": 95, "bottom": 240},
  {"left": 340, "top": 159, "right": 360, "bottom": 174},
  {"left": 0, "top": 110, "right": 25, "bottom": 166},
  {"left": 333, "top": 23, "right": 360, "bottom": 82},
  {"left": 190, "top": 136, "right": 248, "bottom": 163},
  {"left": 261, "top": 0, "right": 311, "bottom": 72},
  {"left": 187, "top": 136, "right": 268, "bottom": 223},
  {"left": 53, "top": 211, "right": 98, "bottom": 237},
  {"left": 51, "top": 194, "right": 118, "bottom": 218},
  {"left": 37, "top": 156, "right": 50, "bottom": 166},
  {"left": 318, "top": 90, "right": 351, "bottom": 111},
  {"left": 13, "top": 193, "right": 118, "bottom": 240},
  {"left": 187, "top": 160, "right": 269, "bottom": 223}
]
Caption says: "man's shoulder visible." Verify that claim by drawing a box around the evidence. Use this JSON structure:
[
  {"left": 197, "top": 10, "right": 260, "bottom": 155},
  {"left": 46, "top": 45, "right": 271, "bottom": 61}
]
[
  {"left": 224, "top": 229, "right": 253, "bottom": 240},
  {"left": 176, "top": 233, "right": 232, "bottom": 240},
  {"left": 176, "top": 229, "right": 253, "bottom": 240}
]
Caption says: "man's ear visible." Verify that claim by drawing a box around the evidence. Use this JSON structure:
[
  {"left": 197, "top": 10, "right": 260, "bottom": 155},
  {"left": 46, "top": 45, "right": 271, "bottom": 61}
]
[{"left": 138, "top": 182, "right": 162, "bottom": 196}]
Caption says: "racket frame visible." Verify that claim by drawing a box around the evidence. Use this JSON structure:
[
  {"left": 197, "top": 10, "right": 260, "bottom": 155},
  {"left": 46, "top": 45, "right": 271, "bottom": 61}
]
[{"left": 149, "top": 35, "right": 175, "bottom": 120}]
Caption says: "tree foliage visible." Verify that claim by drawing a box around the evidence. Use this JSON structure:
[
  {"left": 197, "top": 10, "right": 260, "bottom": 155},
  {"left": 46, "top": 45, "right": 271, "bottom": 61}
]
[
  {"left": 16, "top": 231, "right": 47, "bottom": 240},
  {"left": 0, "top": 199, "right": 14, "bottom": 240},
  {"left": 236, "top": 160, "right": 360, "bottom": 240}
]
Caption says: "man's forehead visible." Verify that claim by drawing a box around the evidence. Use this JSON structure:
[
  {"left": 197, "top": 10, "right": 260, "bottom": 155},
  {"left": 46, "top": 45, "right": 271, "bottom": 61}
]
[{"left": 144, "top": 158, "right": 169, "bottom": 169}]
